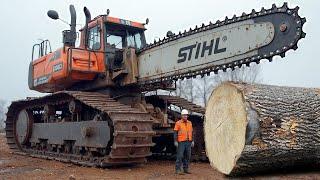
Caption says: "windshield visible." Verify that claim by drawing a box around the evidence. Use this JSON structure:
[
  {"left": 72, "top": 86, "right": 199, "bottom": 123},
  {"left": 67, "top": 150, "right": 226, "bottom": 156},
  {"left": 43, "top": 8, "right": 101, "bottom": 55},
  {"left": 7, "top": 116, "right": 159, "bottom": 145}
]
[
  {"left": 127, "top": 32, "right": 144, "bottom": 49},
  {"left": 105, "top": 23, "right": 146, "bottom": 50}
]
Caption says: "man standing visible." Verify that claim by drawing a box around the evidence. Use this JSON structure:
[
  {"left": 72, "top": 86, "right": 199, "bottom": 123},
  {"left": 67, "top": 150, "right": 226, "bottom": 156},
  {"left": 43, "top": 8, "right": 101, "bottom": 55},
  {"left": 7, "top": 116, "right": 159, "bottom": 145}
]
[{"left": 174, "top": 109, "right": 194, "bottom": 175}]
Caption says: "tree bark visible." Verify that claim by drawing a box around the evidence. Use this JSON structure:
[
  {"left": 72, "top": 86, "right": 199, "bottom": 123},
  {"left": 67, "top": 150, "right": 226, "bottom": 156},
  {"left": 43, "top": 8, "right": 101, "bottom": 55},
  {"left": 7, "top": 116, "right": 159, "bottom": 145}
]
[{"left": 204, "top": 82, "right": 320, "bottom": 176}]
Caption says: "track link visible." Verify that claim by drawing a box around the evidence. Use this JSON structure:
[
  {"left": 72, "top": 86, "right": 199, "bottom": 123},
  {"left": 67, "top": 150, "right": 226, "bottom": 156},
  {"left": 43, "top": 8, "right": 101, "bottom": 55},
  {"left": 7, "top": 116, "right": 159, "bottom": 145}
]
[{"left": 5, "top": 91, "right": 155, "bottom": 167}]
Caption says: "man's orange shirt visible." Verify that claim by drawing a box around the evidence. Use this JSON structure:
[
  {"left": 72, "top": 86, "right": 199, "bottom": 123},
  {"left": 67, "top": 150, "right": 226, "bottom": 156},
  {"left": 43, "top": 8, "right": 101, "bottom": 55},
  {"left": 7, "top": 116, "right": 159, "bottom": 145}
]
[{"left": 174, "top": 119, "right": 193, "bottom": 142}]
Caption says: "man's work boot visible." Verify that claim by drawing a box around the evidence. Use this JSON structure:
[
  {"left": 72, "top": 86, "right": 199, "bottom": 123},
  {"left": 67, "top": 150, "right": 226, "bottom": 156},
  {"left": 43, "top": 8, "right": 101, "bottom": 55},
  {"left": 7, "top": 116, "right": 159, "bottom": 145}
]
[
  {"left": 183, "top": 169, "right": 191, "bottom": 174},
  {"left": 175, "top": 169, "right": 184, "bottom": 175}
]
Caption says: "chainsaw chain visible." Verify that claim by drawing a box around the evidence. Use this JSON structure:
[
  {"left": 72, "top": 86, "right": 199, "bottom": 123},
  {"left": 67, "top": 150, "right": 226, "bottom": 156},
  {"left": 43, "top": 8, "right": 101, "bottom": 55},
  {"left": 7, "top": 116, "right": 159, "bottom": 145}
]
[{"left": 137, "top": 2, "right": 306, "bottom": 86}]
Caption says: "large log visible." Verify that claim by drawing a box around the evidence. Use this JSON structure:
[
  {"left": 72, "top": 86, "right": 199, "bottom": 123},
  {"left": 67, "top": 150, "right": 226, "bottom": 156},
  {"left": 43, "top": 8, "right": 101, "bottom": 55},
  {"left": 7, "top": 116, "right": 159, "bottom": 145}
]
[{"left": 204, "top": 82, "right": 320, "bottom": 175}]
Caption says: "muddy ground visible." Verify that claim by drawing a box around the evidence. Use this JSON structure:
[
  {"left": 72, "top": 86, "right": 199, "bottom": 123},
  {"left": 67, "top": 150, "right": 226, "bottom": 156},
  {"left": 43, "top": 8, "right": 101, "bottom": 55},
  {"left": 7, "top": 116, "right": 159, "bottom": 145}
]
[{"left": 0, "top": 133, "right": 319, "bottom": 180}]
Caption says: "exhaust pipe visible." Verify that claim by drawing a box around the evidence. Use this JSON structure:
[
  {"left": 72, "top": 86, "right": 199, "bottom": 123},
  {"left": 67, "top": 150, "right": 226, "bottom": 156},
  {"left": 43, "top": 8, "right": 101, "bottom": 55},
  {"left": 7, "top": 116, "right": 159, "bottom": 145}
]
[
  {"left": 84, "top": 7, "right": 91, "bottom": 48},
  {"left": 69, "top": 5, "right": 77, "bottom": 35},
  {"left": 62, "top": 5, "right": 77, "bottom": 47}
]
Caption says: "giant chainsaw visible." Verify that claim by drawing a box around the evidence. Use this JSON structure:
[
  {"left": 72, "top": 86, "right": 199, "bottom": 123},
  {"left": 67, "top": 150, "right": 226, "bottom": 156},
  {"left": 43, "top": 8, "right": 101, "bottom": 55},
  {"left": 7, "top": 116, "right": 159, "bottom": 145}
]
[{"left": 137, "top": 2, "right": 306, "bottom": 84}]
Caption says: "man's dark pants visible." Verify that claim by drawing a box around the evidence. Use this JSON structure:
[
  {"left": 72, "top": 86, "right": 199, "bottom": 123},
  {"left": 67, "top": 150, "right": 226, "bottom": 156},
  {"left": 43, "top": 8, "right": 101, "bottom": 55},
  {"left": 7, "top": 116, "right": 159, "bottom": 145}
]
[{"left": 176, "top": 141, "right": 191, "bottom": 172}]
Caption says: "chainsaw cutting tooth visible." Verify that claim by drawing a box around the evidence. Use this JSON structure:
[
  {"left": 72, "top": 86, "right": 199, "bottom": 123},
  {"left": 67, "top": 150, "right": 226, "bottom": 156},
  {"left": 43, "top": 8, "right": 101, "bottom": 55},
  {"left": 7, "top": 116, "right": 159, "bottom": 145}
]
[
  {"left": 294, "top": 6, "right": 300, "bottom": 13},
  {"left": 301, "top": 31, "right": 306, "bottom": 38},
  {"left": 280, "top": 52, "right": 285, "bottom": 58},
  {"left": 301, "top": 17, "right": 306, "bottom": 25},
  {"left": 225, "top": 16, "right": 229, "bottom": 23},
  {"left": 267, "top": 57, "right": 273, "bottom": 62},
  {"left": 282, "top": 2, "right": 289, "bottom": 10},
  {"left": 251, "top": 9, "right": 256, "bottom": 15},
  {"left": 292, "top": 44, "right": 298, "bottom": 50},
  {"left": 272, "top": 3, "right": 277, "bottom": 10},
  {"left": 232, "top": 15, "right": 237, "bottom": 20}
]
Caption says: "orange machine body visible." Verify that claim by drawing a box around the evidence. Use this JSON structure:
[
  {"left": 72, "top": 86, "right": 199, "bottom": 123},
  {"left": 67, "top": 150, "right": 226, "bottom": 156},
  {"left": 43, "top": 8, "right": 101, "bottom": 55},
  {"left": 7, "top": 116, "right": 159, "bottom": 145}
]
[
  {"left": 30, "top": 47, "right": 105, "bottom": 93},
  {"left": 29, "top": 16, "right": 146, "bottom": 93}
]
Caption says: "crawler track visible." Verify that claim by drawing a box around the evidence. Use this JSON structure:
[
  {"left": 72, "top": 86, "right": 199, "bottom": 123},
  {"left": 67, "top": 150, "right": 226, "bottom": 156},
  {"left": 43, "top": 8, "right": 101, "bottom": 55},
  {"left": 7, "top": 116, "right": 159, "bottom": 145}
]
[{"left": 5, "top": 91, "right": 155, "bottom": 167}]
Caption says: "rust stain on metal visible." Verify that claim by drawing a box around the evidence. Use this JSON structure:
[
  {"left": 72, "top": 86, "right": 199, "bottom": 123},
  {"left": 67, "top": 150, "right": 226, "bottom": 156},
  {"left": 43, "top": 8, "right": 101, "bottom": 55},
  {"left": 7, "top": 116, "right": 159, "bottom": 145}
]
[{"left": 279, "top": 23, "right": 287, "bottom": 32}]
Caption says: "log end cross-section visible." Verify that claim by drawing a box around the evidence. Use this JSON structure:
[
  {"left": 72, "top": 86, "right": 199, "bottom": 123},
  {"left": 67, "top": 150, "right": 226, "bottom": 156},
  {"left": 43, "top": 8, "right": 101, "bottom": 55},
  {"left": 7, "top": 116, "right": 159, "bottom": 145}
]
[{"left": 205, "top": 82, "right": 320, "bottom": 176}]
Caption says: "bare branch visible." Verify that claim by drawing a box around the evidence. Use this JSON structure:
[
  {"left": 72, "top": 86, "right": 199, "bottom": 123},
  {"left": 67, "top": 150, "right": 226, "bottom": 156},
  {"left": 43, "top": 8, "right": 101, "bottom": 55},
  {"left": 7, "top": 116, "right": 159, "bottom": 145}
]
[
  {"left": 0, "top": 99, "right": 6, "bottom": 129},
  {"left": 174, "top": 64, "right": 262, "bottom": 107}
]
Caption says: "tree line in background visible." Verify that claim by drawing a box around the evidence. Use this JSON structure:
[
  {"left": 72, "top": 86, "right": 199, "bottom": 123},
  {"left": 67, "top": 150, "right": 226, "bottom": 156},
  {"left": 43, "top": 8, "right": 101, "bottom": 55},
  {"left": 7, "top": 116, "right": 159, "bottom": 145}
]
[
  {"left": 0, "top": 99, "right": 6, "bottom": 131},
  {"left": 174, "top": 64, "right": 262, "bottom": 107}
]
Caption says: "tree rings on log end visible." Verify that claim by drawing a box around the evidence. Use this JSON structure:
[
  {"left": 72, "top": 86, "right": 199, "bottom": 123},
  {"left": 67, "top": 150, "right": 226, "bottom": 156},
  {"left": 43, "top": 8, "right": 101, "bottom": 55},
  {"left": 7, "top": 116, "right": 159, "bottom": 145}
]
[{"left": 205, "top": 82, "right": 247, "bottom": 175}]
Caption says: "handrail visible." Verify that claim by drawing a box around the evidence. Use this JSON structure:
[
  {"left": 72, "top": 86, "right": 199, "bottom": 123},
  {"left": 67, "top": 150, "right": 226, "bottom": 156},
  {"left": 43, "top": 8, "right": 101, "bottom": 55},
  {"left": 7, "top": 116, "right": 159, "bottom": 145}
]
[
  {"left": 31, "top": 39, "right": 53, "bottom": 61},
  {"left": 31, "top": 44, "right": 40, "bottom": 61}
]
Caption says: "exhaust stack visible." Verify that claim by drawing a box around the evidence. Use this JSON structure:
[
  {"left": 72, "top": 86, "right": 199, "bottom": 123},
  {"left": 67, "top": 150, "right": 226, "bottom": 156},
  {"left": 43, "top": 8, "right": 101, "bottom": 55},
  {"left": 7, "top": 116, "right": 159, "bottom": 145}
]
[
  {"left": 61, "top": 4, "right": 77, "bottom": 47},
  {"left": 83, "top": 7, "right": 91, "bottom": 48},
  {"left": 69, "top": 5, "right": 77, "bottom": 36}
]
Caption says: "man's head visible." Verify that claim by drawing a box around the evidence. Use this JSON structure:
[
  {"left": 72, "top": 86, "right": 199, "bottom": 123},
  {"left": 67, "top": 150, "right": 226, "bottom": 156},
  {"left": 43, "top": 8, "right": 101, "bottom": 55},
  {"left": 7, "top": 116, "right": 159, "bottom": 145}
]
[{"left": 181, "top": 109, "right": 189, "bottom": 121}]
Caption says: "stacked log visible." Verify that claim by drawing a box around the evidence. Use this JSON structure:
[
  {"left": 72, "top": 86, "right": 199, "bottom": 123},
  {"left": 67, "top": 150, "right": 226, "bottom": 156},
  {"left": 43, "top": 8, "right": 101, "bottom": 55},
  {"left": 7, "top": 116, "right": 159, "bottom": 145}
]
[{"left": 204, "top": 82, "right": 320, "bottom": 175}]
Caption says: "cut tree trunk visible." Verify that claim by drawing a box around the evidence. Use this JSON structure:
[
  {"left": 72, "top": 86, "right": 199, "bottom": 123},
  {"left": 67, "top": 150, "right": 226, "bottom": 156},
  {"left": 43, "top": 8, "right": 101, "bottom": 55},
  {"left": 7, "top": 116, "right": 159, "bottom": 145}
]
[{"left": 204, "top": 82, "right": 320, "bottom": 176}]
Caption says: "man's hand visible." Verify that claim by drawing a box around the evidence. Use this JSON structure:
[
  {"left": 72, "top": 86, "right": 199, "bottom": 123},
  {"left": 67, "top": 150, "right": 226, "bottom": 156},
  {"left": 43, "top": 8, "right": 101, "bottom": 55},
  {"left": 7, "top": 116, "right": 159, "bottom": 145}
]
[
  {"left": 191, "top": 141, "right": 194, "bottom": 147},
  {"left": 174, "top": 141, "right": 178, "bottom": 147}
]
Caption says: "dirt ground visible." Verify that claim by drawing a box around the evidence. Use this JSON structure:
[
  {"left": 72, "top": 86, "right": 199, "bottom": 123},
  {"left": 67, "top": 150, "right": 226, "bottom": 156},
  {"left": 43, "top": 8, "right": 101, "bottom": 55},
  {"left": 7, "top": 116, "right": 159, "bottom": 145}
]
[{"left": 0, "top": 133, "right": 319, "bottom": 180}]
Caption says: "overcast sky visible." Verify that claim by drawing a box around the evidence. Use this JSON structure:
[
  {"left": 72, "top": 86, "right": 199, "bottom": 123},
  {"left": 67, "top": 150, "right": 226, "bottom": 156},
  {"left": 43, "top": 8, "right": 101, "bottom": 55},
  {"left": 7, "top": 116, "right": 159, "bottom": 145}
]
[{"left": 0, "top": 0, "right": 319, "bottom": 102}]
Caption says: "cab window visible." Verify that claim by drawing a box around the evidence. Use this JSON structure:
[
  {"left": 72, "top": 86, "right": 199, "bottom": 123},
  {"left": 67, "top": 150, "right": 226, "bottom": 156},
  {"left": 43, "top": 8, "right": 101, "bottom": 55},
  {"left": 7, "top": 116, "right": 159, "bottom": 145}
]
[
  {"left": 105, "top": 23, "right": 146, "bottom": 50},
  {"left": 127, "top": 32, "right": 143, "bottom": 49},
  {"left": 88, "top": 26, "right": 101, "bottom": 50},
  {"left": 106, "top": 34, "right": 124, "bottom": 49}
]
